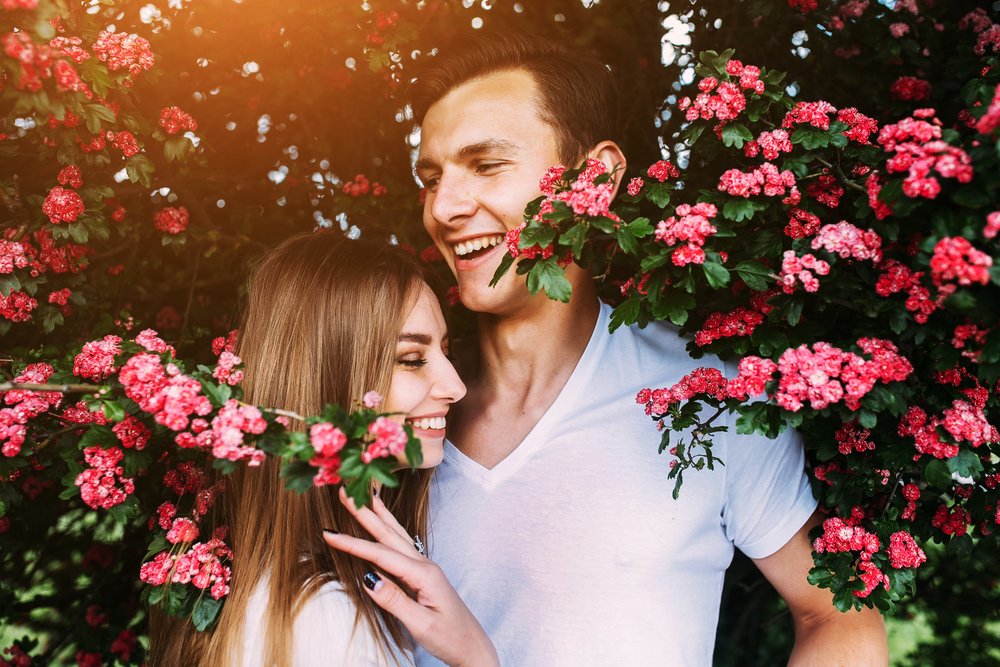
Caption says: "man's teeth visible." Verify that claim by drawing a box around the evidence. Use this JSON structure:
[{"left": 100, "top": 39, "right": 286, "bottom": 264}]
[
  {"left": 409, "top": 416, "right": 446, "bottom": 430},
  {"left": 453, "top": 235, "right": 504, "bottom": 257}
]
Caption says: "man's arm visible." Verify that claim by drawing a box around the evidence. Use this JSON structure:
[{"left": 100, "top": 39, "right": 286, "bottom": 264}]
[{"left": 752, "top": 512, "right": 889, "bottom": 667}]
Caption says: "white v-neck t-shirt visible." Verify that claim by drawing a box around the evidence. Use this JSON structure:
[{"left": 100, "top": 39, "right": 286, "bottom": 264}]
[{"left": 417, "top": 302, "right": 817, "bottom": 666}]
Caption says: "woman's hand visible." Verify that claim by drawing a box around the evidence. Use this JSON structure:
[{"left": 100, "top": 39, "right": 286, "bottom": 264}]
[{"left": 323, "top": 488, "right": 500, "bottom": 667}]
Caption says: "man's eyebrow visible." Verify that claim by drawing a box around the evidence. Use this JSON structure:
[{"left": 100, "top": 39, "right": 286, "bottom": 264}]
[
  {"left": 414, "top": 139, "right": 520, "bottom": 174},
  {"left": 398, "top": 332, "right": 432, "bottom": 345}
]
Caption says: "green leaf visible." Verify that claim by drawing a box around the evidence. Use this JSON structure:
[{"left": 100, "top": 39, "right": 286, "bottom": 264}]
[
  {"left": 626, "top": 217, "right": 653, "bottom": 238},
  {"left": 722, "top": 199, "right": 759, "bottom": 223},
  {"left": 125, "top": 154, "right": 156, "bottom": 188},
  {"left": 951, "top": 187, "right": 990, "bottom": 209},
  {"left": 520, "top": 223, "right": 556, "bottom": 249},
  {"left": 102, "top": 401, "right": 125, "bottom": 422},
  {"left": 721, "top": 123, "right": 754, "bottom": 149},
  {"left": 790, "top": 127, "right": 831, "bottom": 150},
  {"left": 489, "top": 252, "right": 515, "bottom": 287},
  {"left": 192, "top": 595, "right": 223, "bottom": 632},
  {"left": 646, "top": 183, "right": 672, "bottom": 208},
  {"left": 198, "top": 379, "right": 232, "bottom": 408},
  {"left": 609, "top": 298, "right": 641, "bottom": 333},
  {"left": 616, "top": 227, "right": 639, "bottom": 255},
  {"left": 947, "top": 449, "right": 984, "bottom": 479},
  {"left": 924, "top": 459, "right": 952, "bottom": 489},
  {"left": 526, "top": 259, "right": 572, "bottom": 303},
  {"left": 558, "top": 222, "right": 589, "bottom": 259},
  {"left": 0, "top": 274, "right": 22, "bottom": 297},
  {"left": 733, "top": 261, "right": 772, "bottom": 291},
  {"left": 681, "top": 122, "right": 706, "bottom": 147},
  {"left": 702, "top": 261, "right": 730, "bottom": 289},
  {"left": 786, "top": 299, "right": 803, "bottom": 327}
]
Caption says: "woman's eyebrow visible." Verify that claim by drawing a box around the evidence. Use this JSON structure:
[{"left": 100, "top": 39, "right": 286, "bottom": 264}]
[{"left": 398, "top": 332, "right": 432, "bottom": 344}]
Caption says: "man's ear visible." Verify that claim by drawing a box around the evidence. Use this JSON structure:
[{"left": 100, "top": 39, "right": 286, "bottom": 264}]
[{"left": 587, "top": 141, "right": 628, "bottom": 197}]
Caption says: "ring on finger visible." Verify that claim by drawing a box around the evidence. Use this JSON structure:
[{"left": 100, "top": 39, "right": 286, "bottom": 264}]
[{"left": 413, "top": 534, "right": 425, "bottom": 556}]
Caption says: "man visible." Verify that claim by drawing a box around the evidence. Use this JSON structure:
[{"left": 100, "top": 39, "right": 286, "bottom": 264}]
[{"left": 410, "top": 33, "right": 887, "bottom": 665}]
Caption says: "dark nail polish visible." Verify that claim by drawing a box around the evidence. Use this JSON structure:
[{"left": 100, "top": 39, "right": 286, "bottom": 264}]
[
  {"left": 363, "top": 571, "right": 382, "bottom": 591},
  {"left": 372, "top": 486, "right": 378, "bottom": 497},
  {"left": 322, "top": 527, "right": 338, "bottom": 535}
]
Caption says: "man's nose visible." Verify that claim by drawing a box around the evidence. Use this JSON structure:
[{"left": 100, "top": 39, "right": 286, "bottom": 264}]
[{"left": 429, "top": 170, "right": 477, "bottom": 227}]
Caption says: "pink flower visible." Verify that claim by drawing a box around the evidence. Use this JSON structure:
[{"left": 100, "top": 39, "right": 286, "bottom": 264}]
[
  {"left": 655, "top": 202, "right": 718, "bottom": 266},
  {"left": 166, "top": 517, "right": 200, "bottom": 544},
  {"left": 72, "top": 335, "right": 122, "bottom": 381},
  {"left": 637, "top": 367, "right": 730, "bottom": 417},
  {"left": 985, "top": 211, "right": 1000, "bottom": 240},
  {"left": 626, "top": 177, "right": 644, "bottom": 196},
  {"left": 92, "top": 31, "right": 154, "bottom": 80},
  {"left": 159, "top": 105, "right": 198, "bottom": 134},
  {"left": 153, "top": 206, "right": 190, "bottom": 235},
  {"left": 694, "top": 309, "right": 764, "bottom": 347},
  {"left": 362, "top": 391, "right": 383, "bottom": 408},
  {"left": 57, "top": 164, "right": 83, "bottom": 189},
  {"left": 726, "top": 356, "right": 778, "bottom": 400},
  {"left": 778, "top": 251, "right": 830, "bottom": 294},
  {"left": 835, "top": 422, "right": 875, "bottom": 455},
  {"left": 976, "top": 83, "right": 1000, "bottom": 135},
  {"left": 890, "top": 76, "right": 932, "bottom": 101},
  {"left": 899, "top": 406, "right": 959, "bottom": 459},
  {"left": 929, "top": 237, "right": 992, "bottom": 287},
  {"left": 0, "top": 289, "right": 37, "bottom": 323},
  {"left": 109, "top": 130, "right": 140, "bottom": 157},
  {"left": 754, "top": 129, "right": 792, "bottom": 160},
  {"left": 538, "top": 164, "right": 567, "bottom": 195},
  {"left": 889, "top": 22, "right": 910, "bottom": 38},
  {"left": 310, "top": 422, "right": 347, "bottom": 458},
  {"left": 646, "top": 160, "right": 679, "bottom": 182},
  {"left": 811, "top": 222, "right": 882, "bottom": 262},
  {"left": 74, "top": 445, "right": 135, "bottom": 509},
  {"left": 362, "top": 416, "right": 409, "bottom": 463},
  {"left": 134, "top": 328, "right": 173, "bottom": 354},
  {"left": 213, "top": 351, "right": 244, "bottom": 386},
  {"left": 888, "top": 531, "right": 926, "bottom": 569},
  {"left": 784, "top": 208, "right": 821, "bottom": 239},
  {"left": 782, "top": 101, "right": 837, "bottom": 130},
  {"left": 678, "top": 81, "right": 746, "bottom": 122},
  {"left": 42, "top": 186, "right": 85, "bottom": 224},
  {"left": 837, "top": 107, "right": 878, "bottom": 144}
]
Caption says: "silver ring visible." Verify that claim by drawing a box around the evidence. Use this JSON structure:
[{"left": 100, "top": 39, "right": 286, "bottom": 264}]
[{"left": 413, "top": 535, "right": 425, "bottom": 556}]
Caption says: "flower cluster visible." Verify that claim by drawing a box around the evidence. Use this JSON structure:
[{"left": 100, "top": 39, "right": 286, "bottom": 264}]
[
  {"left": 213, "top": 351, "right": 244, "bottom": 386},
  {"left": 92, "top": 30, "right": 154, "bottom": 81},
  {"left": 41, "top": 185, "right": 85, "bottom": 224},
  {"left": 72, "top": 334, "right": 122, "bottom": 381},
  {"left": 878, "top": 111, "right": 973, "bottom": 199},
  {"left": 929, "top": 237, "right": 992, "bottom": 287},
  {"left": 74, "top": 445, "right": 135, "bottom": 509},
  {"left": 159, "top": 106, "right": 198, "bottom": 134},
  {"left": 782, "top": 100, "right": 836, "bottom": 130},
  {"left": 835, "top": 421, "right": 875, "bottom": 455},
  {"left": 778, "top": 251, "right": 830, "bottom": 293},
  {"left": 812, "top": 511, "right": 888, "bottom": 598},
  {"left": 694, "top": 308, "right": 765, "bottom": 347},
  {"left": 774, "top": 339, "right": 912, "bottom": 412},
  {"left": 361, "top": 416, "right": 408, "bottom": 463},
  {"left": 678, "top": 78, "right": 746, "bottom": 122},
  {"left": 810, "top": 222, "right": 882, "bottom": 262},
  {"left": 153, "top": 206, "right": 190, "bottom": 235},
  {"left": 889, "top": 76, "right": 932, "bottom": 101},
  {"left": 113, "top": 415, "right": 151, "bottom": 450},
  {"left": 636, "top": 367, "right": 730, "bottom": 417},
  {"left": 1, "top": 363, "right": 61, "bottom": 457},
  {"left": 119, "top": 353, "right": 212, "bottom": 432},
  {"left": 785, "top": 207, "right": 822, "bottom": 239},
  {"left": 174, "top": 399, "right": 266, "bottom": 464},
  {"left": 309, "top": 422, "right": 347, "bottom": 486},
  {"left": 139, "top": 537, "right": 232, "bottom": 600},
  {"left": 718, "top": 162, "right": 799, "bottom": 201},
  {"left": 837, "top": 107, "right": 878, "bottom": 144},
  {"left": 655, "top": 202, "right": 718, "bottom": 266},
  {"left": 744, "top": 129, "right": 792, "bottom": 160},
  {"left": 805, "top": 174, "right": 844, "bottom": 208},
  {"left": 342, "top": 173, "right": 387, "bottom": 197},
  {"left": 646, "top": 160, "right": 679, "bottom": 182}
]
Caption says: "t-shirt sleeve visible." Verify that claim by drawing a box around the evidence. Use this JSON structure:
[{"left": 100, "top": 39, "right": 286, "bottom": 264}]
[{"left": 721, "top": 415, "right": 818, "bottom": 559}]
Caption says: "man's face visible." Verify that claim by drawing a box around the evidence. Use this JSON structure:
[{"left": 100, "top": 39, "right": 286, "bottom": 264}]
[{"left": 416, "top": 69, "right": 563, "bottom": 315}]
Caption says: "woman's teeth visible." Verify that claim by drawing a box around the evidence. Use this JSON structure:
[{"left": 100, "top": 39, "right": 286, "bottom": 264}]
[{"left": 409, "top": 416, "right": 446, "bottom": 430}]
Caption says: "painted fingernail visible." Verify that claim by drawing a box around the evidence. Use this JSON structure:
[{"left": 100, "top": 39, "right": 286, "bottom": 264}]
[
  {"left": 372, "top": 486, "right": 378, "bottom": 497},
  {"left": 322, "top": 527, "right": 338, "bottom": 535},
  {"left": 363, "top": 572, "right": 383, "bottom": 592}
]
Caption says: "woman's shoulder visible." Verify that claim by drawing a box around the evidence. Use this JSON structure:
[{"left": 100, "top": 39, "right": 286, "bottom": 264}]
[{"left": 293, "top": 579, "right": 415, "bottom": 667}]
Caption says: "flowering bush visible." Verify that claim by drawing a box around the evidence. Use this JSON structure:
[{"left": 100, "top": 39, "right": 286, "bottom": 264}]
[
  {"left": 496, "top": 15, "right": 1000, "bottom": 615},
  {"left": 2, "top": 327, "right": 422, "bottom": 637}
]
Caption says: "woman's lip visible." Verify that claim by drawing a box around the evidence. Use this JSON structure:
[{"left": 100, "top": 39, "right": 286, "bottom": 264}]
[{"left": 453, "top": 241, "right": 505, "bottom": 272}]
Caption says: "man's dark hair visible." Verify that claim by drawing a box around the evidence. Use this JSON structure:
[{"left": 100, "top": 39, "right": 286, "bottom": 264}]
[{"left": 410, "top": 32, "right": 619, "bottom": 164}]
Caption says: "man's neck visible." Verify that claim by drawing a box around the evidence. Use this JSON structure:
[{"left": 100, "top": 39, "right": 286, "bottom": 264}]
[{"left": 475, "top": 284, "right": 600, "bottom": 408}]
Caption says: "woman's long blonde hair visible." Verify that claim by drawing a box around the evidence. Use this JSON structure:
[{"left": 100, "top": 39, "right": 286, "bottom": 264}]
[{"left": 149, "top": 232, "right": 434, "bottom": 666}]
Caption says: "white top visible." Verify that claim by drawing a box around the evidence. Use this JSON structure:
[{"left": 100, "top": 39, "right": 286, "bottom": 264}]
[
  {"left": 241, "top": 574, "right": 414, "bottom": 666},
  {"left": 416, "top": 302, "right": 817, "bottom": 666}
]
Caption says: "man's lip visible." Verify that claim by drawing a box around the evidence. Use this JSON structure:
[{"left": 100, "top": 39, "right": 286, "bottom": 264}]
[{"left": 453, "top": 242, "right": 505, "bottom": 271}]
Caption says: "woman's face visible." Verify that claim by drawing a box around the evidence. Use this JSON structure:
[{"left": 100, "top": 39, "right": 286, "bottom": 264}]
[{"left": 384, "top": 283, "right": 466, "bottom": 468}]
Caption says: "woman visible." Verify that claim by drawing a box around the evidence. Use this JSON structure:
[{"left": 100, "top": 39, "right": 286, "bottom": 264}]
[{"left": 150, "top": 232, "right": 498, "bottom": 666}]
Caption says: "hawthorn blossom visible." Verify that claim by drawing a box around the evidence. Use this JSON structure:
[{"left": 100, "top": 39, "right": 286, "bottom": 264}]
[
  {"left": 811, "top": 222, "right": 882, "bottom": 262},
  {"left": 92, "top": 31, "right": 154, "bottom": 79},
  {"left": 140, "top": 537, "right": 232, "bottom": 600},
  {"left": 72, "top": 334, "right": 122, "bottom": 381},
  {"left": 636, "top": 367, "right": 730, "bottom": 417},
  {"left": 888, "top": 531, "right": 926, "bottom": 569},
  {"left": 976, "top": 83, "right": 1000, "bottom": 134},
  {"left": 694, "top": 308, "right": 764, "bottom": 347},
  {"left": 929, "top": 237, "right": 992, "bottom": 286},
  {"left": 678, "top": 80, "right": 746, "bottom": 122},
  {"left": 898, "top": 406, "right": 959, "bottom": 459},
  {"left": 626, "top": 177, "right": 644, "bottom": 196},
  {"left": 112, "top": 415, "right": 150, "bottom": 450},
  {"left": 890, "top": 76, "right": 931, "bottom": 101},
  {"left": 778, "top": 251, "right": 830, "bottom": 294},
  {"left": 784, "top": 208, "right": 821, "bottom": 239},
  {"left": 985, "top": 212, "right": 1000, "bottom": 240},
  {"left": 310, "top": 422, "right": 347, "bottom": 458},
  {"left": 159, "top": 106, "right": 198, "bottom": 134},
  {"left": 655, "top": 202, "right": 718, "bottom": 267},
  {"left": 725, "top": 356, "right": 778, "bottom": 400},
  {"left": 362, "top": 416, "right": 408, "bottom": 463},
  {"left": 213, "top": 351, "right": 244, "bottom": 386},
  {"left": 782, "top": 100, "right": 837, "bottom": 130},
  {"left": 57, "top": 164, "right": 83, "bottom": 188},
  {"left": 646, "top": 160, "right": 679, "bottom": 182},
  {"left": 153, "top": 206, "right": 190, "bottom": 235},
  {"left": 74, "top": 445, "right": 135, "bottom": 509},
  {"left": 0, "top": 289, "right": 36, "bottom": 322},
  {"left": 42, "top": 186, "right": 85, "bottom": 224}
]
